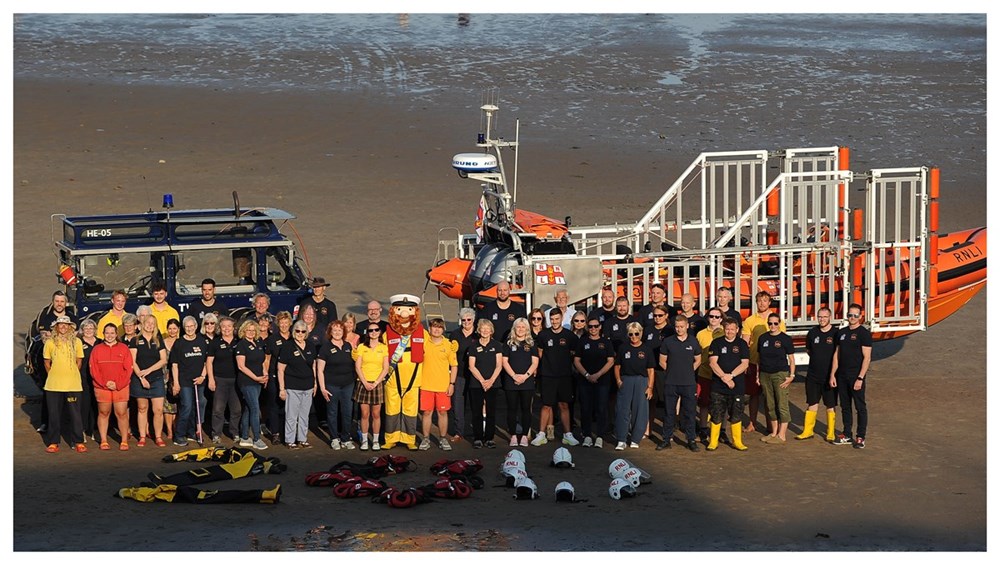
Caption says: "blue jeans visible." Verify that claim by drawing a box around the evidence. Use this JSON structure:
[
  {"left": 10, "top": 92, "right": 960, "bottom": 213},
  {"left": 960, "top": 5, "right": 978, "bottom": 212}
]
[
  {"left": 324, "top": 384, "right": 354, "bottom": 441},
  {"left": 176, "top": 385, "right": 207, "bottom": 440},
  {"left": 615, "top": 375, "right": 649, "bottom": 444},
  {"left": 239, "top": 383, "right": 262, "bottom": 441}
]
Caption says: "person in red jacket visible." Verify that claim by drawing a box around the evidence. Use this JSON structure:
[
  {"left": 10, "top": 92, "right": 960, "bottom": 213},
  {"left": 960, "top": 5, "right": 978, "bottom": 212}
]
[{"left": 90, "top": 323, "right": 133, "bottom": 451}]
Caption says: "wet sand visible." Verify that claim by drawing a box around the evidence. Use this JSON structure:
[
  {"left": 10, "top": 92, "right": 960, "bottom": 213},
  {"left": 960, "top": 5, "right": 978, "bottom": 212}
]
[{"left": 10, "top": 79, "right": 988, "bottom": 551}]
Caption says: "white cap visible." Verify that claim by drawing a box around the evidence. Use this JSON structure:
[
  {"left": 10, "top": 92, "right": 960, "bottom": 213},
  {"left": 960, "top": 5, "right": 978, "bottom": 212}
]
[{"left": 389, "top": 294, "right": 420, "bottom": 306}]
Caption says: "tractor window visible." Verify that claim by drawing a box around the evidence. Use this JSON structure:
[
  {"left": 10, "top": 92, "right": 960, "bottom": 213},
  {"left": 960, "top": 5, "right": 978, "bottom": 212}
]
[
  {"left": 78, "top": 252, "right": 161, "bottom": 298},
  {"left": 265, "top": 247, "right": 303, "bottom": 291},
  {"left": 174, "top": 248, "right": 256, "bottom": 296}
]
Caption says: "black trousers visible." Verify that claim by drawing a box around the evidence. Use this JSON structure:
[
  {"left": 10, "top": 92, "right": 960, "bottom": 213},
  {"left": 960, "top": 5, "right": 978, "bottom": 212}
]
[
  {"left": 505, "top": 389, "right": 533, "bottom": 438},
  {"left": 662, "top": 383, "right": 697, "bottom": 442},
  {"left": 467, "top": 387, "right": 498, "bottom": 442},
  {"left": 837, "top": 377, "right": 868, "bottom": 438},
  {"left": 45, "top": 391, "right": 83, "bottom": 445}
]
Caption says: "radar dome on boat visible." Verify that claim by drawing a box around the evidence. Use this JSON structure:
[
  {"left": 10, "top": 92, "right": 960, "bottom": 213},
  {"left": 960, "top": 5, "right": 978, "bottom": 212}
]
[{"left": 452, "top": 153, "right": 498, "bottom": 173}]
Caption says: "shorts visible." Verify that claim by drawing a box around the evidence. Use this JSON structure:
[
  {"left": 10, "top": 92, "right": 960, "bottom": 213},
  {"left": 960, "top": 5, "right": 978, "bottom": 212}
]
[
  {"left": 95, "top": 387, "right": 129, "bottom": 403},
  {"left": 709, "top": 391, "right": 745, "bottom": 424},
  {"left": 540, "top": 375, "right": 573, "bottom": 406},
  {"left": 696, "top": 377, "right": 712, "bottom": 408},
  {"left": 805, "top": 377, "right": 838, "bottom": 408},
  {"left": 745, "top": 364, "right": 762, "bottom": 396},
  {"left": 420, "top": 389, "right": 452, "bottom": 411}
]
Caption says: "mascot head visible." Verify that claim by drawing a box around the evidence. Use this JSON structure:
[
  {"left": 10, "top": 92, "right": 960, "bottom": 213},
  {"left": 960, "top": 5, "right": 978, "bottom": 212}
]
[{"left": 388, "top": 294, "right": 421, "bottom": 336}]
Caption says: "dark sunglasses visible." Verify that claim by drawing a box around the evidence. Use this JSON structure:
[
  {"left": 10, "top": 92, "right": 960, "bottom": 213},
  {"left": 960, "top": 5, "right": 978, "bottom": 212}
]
[
  {"left": 530, "top": 316, "right": 542, "bottom": 320},
  {"left": 652, "top": 314, "right": 666, "bottom": 318},
  {"left": 367, "top": 328, "right": 381, "bottom": 333},
  {"left": 847, "top": 313, "right": 860, "bottom": 318},
  {"left": 627, "top": 332, "right": 642, "bottom": 336},
  {"left": 293, "top": 329, "right": 307, "bottom": 334},
  {"left": 587, "top": 324, "right": 601, "bottom": 329},
  {"left": 767, "top": 322, "right": 781, "bottom": 326},
  {"left": 461, "top": 318, "right": 474, "bottom": 322},
  {"left": 573, "top": 319, "right": 586, "bottom": 323},
  {"left": 708, "top": 314, "right": 722, "bottom": 319}
]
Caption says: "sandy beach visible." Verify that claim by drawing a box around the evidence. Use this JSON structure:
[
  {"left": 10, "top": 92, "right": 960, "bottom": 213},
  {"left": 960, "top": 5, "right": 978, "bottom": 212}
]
[{"left": 8, "top": 76, "right": 988, "bottom": 552}]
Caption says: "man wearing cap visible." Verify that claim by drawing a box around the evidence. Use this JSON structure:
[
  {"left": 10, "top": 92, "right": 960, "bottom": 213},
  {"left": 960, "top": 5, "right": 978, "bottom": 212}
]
[
  {"left": 382, "top": 294, "right": 424, "bottom": 450},
  {"left": 41, "top": 316, "right": 86, "bottom": 453},
  {"left": 299, "top": 277, "right": 338, "bottom": 329}
]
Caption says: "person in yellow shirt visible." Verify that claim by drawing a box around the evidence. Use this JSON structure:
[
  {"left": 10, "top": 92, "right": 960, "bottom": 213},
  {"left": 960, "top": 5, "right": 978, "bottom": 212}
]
[
  {"left": 149, "top": 280, "right": 180, "bottom": 336},
  {"left": 741, "top": 291, "right": 785, "bottom": 434},
  {"left": 42, "top": 316, "right": 86, "bottom": 453},
  {"left": 418, "top": 318, "right": 458, "bottom": 451},
  {"left": 97, "top": 289, "right": 129, "bottom": 338},
  {"left": 695, "top": 307, "right": 725, "bottom": 440}
]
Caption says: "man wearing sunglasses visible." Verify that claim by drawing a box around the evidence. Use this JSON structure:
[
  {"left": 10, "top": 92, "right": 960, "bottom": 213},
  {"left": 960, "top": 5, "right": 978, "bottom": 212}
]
[{"left": 829, "top": 304, "right": 872, "bottom": 449}]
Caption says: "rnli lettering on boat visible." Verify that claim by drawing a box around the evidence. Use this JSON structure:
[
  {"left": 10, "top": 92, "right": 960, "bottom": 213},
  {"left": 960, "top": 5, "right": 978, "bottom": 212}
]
[
  {"left": 953, "top": 246, "right": 983, "bottom": 263},
  {"left": 452, "top": 153, "right": 498, "bottom": 173}
]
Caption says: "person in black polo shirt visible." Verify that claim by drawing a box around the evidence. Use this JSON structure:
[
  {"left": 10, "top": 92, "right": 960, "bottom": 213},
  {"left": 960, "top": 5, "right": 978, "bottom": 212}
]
[
  {"left": 573, "top": 317, "right": 615, "bottom": 448},
  {"left": 656, "top": 315, "right": 702, "bottom": 452},
  {"left": 185, "top": 278, "right": 231, "bottom": 324},
  {"left": 829, "top": 303, "right": 873, "bottom": 449},
  {"left": 797, "top": 307, "right": 838, "bottom": 441},
  {"left": 613, "top": 322, "right": 655, "bottom": 450},
  {"left": 707, "top": 318, "right": 750, "bottom": 451},
  {"left": 588, "top": 287, "right": 617, "bottom": 326},
  {"left": 298, "top": 276, "right": 338, "bottom": 329},
  {"left": 501, "top": 317, "right": 538, "bottom": 448},
  {"left": 757, "top": 313, "right": 796, "bottom": 444},
  {"left": 531, "top": 309, "right": 580, "bottom": 446},
  {"left": 603, "top": 296, "right": 637, "bottom": 352},
  {"left": 477, "top": 281, "right": 526, "bottom": 342}
]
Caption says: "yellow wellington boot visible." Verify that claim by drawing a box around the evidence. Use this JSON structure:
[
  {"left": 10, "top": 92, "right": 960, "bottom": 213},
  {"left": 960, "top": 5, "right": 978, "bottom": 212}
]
[
  {"left": 795, "top": 410, "right": 817, "bottom": 440},
  {"left": 707, "top": 422, "right": 722, "bottom": 451},
  {"left": 825, "top": 410, "right": 837, "bottom": 442},
  {"left": 730, "top": 423, "right": 748, "bottom": 451}
]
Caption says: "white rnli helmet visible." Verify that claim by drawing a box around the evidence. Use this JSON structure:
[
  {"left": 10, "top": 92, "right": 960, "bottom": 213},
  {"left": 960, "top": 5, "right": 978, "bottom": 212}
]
[
  {"left": 609, "top": 458, "right": 631, "bottom": 479},
  {"left": 501, "top": 459, "right": 527, "bottom": 487},
  {"left": 621, "top": 458, "right": 652, "bottom": 484},
  {"left": 505, "top": 449, "right": 526, "bottom": 465},
  {"left": 622, "top": 466, "right": 642, "bottom": 488},
  {"left": 609, "top": 477, "right": 637, "bottom": 500},
  {"left": 514, "top": 476, "right": 539, "bottom": 500},
  {"left": 551, "top": 447, "right": 575, "bottom": 468},
  {"left": 554, "top": 481, "right": 576, "bottom": 502}
]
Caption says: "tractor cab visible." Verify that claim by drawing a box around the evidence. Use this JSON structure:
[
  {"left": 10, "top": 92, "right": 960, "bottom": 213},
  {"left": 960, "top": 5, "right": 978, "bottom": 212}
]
[{"left": 50, "top": 198, "right": 312, "bottom": 322}]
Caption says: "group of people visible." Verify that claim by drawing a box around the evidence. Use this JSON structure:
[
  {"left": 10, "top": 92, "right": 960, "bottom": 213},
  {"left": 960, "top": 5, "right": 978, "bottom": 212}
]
[{"left": 30, "top": 276, "right": 873, "bottom": 455}]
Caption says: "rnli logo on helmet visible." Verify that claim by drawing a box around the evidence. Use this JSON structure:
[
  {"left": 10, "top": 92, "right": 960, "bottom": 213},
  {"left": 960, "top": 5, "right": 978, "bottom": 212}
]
[{"left": 534, "top": 263, "right": 566, "bottom": 286}]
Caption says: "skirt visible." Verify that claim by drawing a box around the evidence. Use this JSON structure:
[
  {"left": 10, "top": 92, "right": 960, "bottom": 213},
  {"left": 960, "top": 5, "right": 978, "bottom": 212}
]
[
  {"left": 130, "top": 373, "right": 166, "bottom": 399},
  {"left": 352, "top": 380, "right": 384, "bottom": 405}
]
